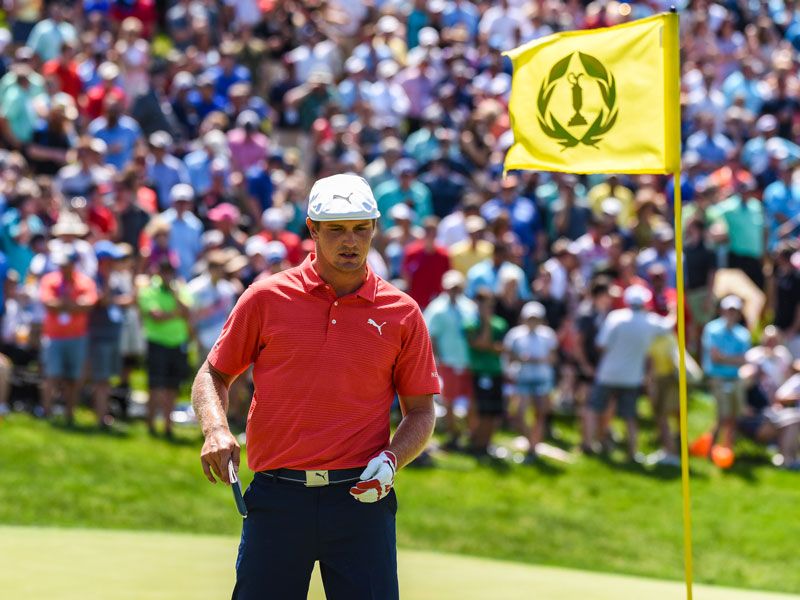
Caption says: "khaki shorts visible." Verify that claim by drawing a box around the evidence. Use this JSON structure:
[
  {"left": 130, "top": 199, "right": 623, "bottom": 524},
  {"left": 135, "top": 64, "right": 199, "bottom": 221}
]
[
  {"left": 651, "top": 375, "right": 679, "bottom": 418},
  {"left": 709, "top": 378, "right": 745, "bottom": 420}
]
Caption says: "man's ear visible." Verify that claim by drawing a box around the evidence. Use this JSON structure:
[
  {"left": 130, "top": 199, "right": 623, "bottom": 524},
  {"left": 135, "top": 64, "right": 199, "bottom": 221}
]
[{"left": 306, "top": 217, "right": 318, "bottom": 240}]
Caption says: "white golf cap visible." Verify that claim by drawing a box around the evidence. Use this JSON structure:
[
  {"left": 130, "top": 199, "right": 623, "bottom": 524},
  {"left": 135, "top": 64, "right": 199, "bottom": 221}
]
[
  {"left": 623, "top": 284, "right": 652, "bottom": 308},
  {"left": 170, "top": 183, "right": 194, "bottom": 203},
  {"left": 521, "top": 301, "right": 546, "bottom": 320},
  {"left": 441, "top": 269, "right": 465, "bottom": 291},
  {"left": 720, "top": 295, "right": 743, "bottom": 311},
  {"left": 264, "top": 240, "right": 287, "bottom": 263},
  {"left": 262, "top": 207, "right": 287, "bottom": 231},
  {"left": 389, "top": 202, "right": 414, "bottom": 222},
  {"left": 307, "top": 174, "right": 380, "bottom": 222},
  {"left": 245, "top": 235, "right": 269, "bottom": 258}
]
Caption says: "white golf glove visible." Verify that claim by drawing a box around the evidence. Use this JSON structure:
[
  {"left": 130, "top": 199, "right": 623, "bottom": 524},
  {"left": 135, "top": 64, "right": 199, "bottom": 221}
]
[{"left": 349, "top": 451, "right": 397, "bottom": 503}]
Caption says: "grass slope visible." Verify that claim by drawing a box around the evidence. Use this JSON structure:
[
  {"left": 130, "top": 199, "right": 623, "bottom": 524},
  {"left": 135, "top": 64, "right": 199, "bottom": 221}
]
[
  {"left": 1, "top": 396, "right": 799, "bottom": 594},
  {"left": 2, "top": 526, "right": 798, "bottom": 600}
]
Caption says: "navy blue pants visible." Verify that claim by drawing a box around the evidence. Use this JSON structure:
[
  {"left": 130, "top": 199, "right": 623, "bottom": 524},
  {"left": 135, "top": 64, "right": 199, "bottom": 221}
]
[{"left": 232, "top": 473, "right": 398, "bottom": 600}]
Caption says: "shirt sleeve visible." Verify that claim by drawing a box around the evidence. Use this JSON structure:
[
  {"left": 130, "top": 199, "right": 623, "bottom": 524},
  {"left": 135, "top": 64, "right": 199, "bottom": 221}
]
[
  {"left": 207, "top": 285, "right": 264, "bottom": 378},
  {"left": 393, "top": 305, "right": 441, "bottom": 397}
]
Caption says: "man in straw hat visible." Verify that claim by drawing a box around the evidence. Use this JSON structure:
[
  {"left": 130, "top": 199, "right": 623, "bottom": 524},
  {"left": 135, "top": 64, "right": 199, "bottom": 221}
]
[{"left": 192, "top": 173, "right": 438, "bottom": 599}]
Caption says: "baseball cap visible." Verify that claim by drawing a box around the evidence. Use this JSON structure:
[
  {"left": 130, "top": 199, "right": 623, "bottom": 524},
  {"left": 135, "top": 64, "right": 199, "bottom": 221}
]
[
  {"left": 236, "top": 110, "right": 260, "bottom": 130},
  {"left": 244, "top": 236, "right": 269, "bottom": 258},
  {"left": 465, "top": 215, "right": 487, "bottom": 234},
  {"left": 389, "top": 203, "right": 415, "bottom": 222},
  {"left": 306, "top": 174, "right": 380, "bottom": 222},
  {"left": 441, "top": 270, "right": 466, "bottom": 291},
  {"left": 208, "top": 202, "right": 240, "bottom": 223},
  {"left": 720, "top": 295, "right": 743, "bottom": 311},
  {"left": 521, "top": 301, "right": 546, "bottom": 320},
  {"left": 262, "top": 207, "right": 287, "bottom": 231},
  {"left": 170, "top": 183, "right": 194, "bottom": 203},
  {"left": 149, "top": 130, "right": 173, "bottom": 149},
  {"left": 756, "top": 114, "right": 778, "bottom": 133},
  {"left": 653, "top": 224, "right": 674, "bottom": 242},
  {"left": 623, "top": 284, "right": 652, "bottom": 308},
  {"left": 94, "top": 240, "right": 124, "bottom": 260},
  {"left": 98, "top": 61, "right": 120, "bottom": 81},
  {"left": 264, "top": 241, "right": 287, "bottom": 263}
]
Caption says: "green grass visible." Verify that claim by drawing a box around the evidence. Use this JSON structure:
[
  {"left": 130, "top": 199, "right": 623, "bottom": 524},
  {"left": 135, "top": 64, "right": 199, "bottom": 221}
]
[
  {"left": 2, "top": 526, "right": 798, "bottom": 600},
  {"left": 1, "top": 394, "right": 800, "bottom": 595}
]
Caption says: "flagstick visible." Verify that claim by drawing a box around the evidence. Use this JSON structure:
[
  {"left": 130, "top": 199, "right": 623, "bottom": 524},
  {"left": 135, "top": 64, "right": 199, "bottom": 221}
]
[{"left": 673, "top": 171, "right": 694, "bottom": 600}]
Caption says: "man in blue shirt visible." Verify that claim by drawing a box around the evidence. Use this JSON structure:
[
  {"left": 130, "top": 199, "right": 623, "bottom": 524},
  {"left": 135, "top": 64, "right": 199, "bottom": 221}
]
[
  {"left": 162, "top": 184, "right": 204, "bottom": 281},
  {"left": 208, "top": 42, "right": 251, "bottom": 98},
  {"left": 88, "top": 97, "right": 141, "bottom": 170},
  {"left": 146, "top": 131, "right": 190, "bottom": 210},
  {"left": 702, "top": 295, "right": 751, "bottom": 458},
  {"left": 481, "top": 174, "right": 544, "bottom": 261},
  {"left": 763, "top": 159, "right": 800, "bottom": 251},
  {"left": 466, "top": 242, "right": 531, "bottom": 302}
]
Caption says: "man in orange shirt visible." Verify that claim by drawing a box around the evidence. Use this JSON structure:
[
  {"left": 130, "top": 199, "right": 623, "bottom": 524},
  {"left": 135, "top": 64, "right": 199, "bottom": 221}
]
[
  {"left": 39, "top": 244, "right": 98, "bottom": 423},
  {"left": 192, "top": 174, "right": 439, "bottom": 600}
]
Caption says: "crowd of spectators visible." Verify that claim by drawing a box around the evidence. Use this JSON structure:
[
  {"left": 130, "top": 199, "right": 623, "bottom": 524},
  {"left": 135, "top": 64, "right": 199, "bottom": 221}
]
[{"left": 0, "top": 1, "right": 797, "bottom": 467}]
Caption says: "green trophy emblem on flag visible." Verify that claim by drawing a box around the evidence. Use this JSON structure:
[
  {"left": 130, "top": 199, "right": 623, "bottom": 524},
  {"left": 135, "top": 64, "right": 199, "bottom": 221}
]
[{"left": 536, "top": 52, "right": 618, "bottom": 149}]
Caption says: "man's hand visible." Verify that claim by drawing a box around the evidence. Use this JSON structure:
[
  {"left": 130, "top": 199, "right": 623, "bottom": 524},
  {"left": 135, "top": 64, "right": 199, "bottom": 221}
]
[
  {"left": 200, "top": 427, "right": 240, "bottom": 485},
  {"left": 349, "top": 451, "right": 397, "bottom": 503}
]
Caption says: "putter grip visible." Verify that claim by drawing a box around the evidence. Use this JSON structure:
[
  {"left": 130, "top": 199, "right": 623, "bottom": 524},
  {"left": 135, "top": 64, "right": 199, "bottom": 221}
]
[{"left": 232, "top": 482, "right": 248, "bottom": 518}]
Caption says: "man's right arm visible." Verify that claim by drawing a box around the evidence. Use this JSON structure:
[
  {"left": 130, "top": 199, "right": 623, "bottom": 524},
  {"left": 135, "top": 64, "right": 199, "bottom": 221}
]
[{"left": 192, "top": 360, "right": 240, "bottom": 485}]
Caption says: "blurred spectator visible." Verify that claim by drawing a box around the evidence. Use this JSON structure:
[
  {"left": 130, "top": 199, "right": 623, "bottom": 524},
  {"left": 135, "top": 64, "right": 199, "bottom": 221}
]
[
  {"left": 39, "top": 244, "right": 97, "bottom": 423},
  {"left": 137, "top": 257, "right": 192, "bottom": 438},
  {"left": 188, "top": 249, "right": 237, "bottom": 363},
  {"left": 424, "top": 269, "right": 477, "bottom": 449},
  {"left": 586, "top": 285, "right": 674, "bottom": 460},
  {"left": 401, "top": 216, "right": 450, "bottom": 309},
  {"left": 702, "top": 295, "right": 752, "bottom": 462},
  {"left": 89, "top": 241, "right": 132, "bottom": 428},
  {"left": 465, "top": 288, "right": 507, "bottom": 458},
  {"left": 503, "top": 301, "right": 557, "bottom": 463},
  {"left": 162, "top": 184, "right": 203, "bottom": 281}
]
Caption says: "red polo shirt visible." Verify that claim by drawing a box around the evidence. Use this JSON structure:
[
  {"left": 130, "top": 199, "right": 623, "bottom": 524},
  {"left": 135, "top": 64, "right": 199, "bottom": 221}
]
[{"left": 208, "top": 255, "right": 440, "bottom": 472}]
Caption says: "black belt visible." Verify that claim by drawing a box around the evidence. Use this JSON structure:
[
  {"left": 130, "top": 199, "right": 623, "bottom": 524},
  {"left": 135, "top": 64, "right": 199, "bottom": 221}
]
[{"left": 258, "top": 467, "right": 364, "bottom": 487}]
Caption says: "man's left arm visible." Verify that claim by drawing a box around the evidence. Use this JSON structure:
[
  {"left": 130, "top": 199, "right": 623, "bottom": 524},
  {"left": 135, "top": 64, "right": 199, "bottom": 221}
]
[
  {"left": 388, "top": 394, "right": 435, "bottom": 469},
  {"left": 350, "top": 308, "right": 439, "bottom": 503}
]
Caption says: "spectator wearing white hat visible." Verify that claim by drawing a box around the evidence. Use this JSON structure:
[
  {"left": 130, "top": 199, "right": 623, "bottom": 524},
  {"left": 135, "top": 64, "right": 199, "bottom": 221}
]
[
  {"left": 39, "top": 244, "right": 98, "bottom": 424},
  {"left": 188, "top": 249, "right": 238, "bottom": 364},
  {"left": 193, "top": 172, "right": 438, "bottom": 598},
  {"left": 449, "top": 215, "right": 493, "bottom": 276},
  {"left": 184, "top": 130, "right": 229, "bottom": 197},
  {"left": 146, "top": 131, "right": 190, "bottom": 209},
  {"left": 585, "top": 284, "right": 675, "bottom": 460},
  {"left": 702, "top": 295, "right": 752, "bottom": 460},
  {"left": 84, "top": 62, "right": 127, "bottom": 121},
  {"left": 503, "top": 301, "right": 558, "bottom": 463},
  {"left": 161, "top": 184, "right": 203, "bottom": 281},
  {"left": 227, "top": 109, "right": 268, "bottom": 173},
  {"left": 87, "top": 95, "right": 140, "bottom": 170},
  {"left": 259, "top": 207, "right": 302, "bottom": 265},
  {"left": 424, "top": 269, "right": 478, "bottom": 449}
]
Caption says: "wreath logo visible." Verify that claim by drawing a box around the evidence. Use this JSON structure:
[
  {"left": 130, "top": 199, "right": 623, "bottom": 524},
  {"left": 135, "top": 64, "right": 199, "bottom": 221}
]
[{"left": 536, "top": 52, "right": 618, "bottom": 149}]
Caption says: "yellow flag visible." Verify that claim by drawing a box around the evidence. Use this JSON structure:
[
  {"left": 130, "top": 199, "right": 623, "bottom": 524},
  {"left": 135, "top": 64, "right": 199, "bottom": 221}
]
[{"left": 503, "top": 13, "right": 680, "bottom": 175}]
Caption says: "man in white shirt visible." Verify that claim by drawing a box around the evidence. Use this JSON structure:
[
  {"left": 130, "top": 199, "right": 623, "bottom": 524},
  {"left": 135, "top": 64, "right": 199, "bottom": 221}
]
[{"left": 586, "top": 285, "right": 674, "bottom": 460}]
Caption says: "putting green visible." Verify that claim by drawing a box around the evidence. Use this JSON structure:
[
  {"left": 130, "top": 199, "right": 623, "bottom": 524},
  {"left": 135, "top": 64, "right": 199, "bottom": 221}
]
[{"left": 1, "top": 526, "right": 797, "bottom": 599}]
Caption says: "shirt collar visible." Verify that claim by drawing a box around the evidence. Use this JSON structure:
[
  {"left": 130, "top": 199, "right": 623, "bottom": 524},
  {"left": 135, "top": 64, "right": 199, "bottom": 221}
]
[{"left": 298, "top": 253, "right": 378, "bottom": 303}]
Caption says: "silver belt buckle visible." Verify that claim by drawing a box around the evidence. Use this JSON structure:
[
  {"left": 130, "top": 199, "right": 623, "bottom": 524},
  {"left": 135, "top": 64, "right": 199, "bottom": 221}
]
[{"left": 305, "top": 470, "right": 329, "bottom": 487}]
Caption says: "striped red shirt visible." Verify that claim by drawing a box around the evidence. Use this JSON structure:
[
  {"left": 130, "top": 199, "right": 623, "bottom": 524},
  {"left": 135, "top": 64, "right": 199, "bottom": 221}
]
[{"left": 208, "top": 254, "right": 440, "bottom": 471}]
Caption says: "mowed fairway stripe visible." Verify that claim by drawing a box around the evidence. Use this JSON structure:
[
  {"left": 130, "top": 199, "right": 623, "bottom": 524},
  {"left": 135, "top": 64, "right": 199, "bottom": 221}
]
[{"left": 1, "top": 526, "right": 797, "bottom": 600}]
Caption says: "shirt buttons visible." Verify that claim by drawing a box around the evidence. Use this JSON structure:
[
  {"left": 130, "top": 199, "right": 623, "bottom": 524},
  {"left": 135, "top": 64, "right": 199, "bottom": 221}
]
[
  {"left": 331, "top": 319, "right": 337, "bottom": 324},
  {"left": 334, "top": 301, "right": 339, "bottom": 306}
]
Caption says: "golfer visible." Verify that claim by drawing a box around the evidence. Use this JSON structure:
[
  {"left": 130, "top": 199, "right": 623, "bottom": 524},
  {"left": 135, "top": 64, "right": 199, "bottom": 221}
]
[{"left": 191, "top": 173, "right": 439, "bottom": 600}]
